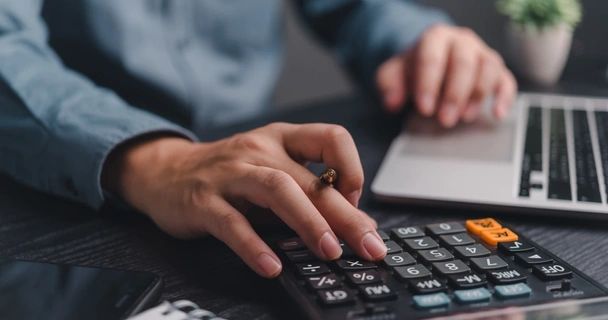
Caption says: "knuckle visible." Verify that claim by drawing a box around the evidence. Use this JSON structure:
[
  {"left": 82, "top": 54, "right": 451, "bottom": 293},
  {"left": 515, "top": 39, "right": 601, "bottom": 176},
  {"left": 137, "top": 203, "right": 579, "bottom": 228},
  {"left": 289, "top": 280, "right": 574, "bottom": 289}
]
[
  {"left": 343, "top": 212, "right": 370, "bottom": 234},
  {"left": 322, "top": 125, "right": 351, "bottom": 144},
  {"left": 215, "top": 212, "right": 243, "bottom": 235},
  {"left": 258, "top": 169, "right": 293, "bottom": 194},
  {"left": 452, "top": 53, "right": 476, "bottom": 70},
  {"left": 426, "top": 24, "right": 449, "bottom": 36},
  {"left": 418, "top": 53, "right": 442, "bottom": 67},
  {"left": 486, "top": 49, "right": 505, "bottom": 66},
  {"left": 265, "top": 122, "right": 290, "bottom": 132},
  {"left": 458, "top": 27, "right": 477, "bottom": 40},
  {"left": 232, "top": 133, "right": 266, "bottom": 153}
]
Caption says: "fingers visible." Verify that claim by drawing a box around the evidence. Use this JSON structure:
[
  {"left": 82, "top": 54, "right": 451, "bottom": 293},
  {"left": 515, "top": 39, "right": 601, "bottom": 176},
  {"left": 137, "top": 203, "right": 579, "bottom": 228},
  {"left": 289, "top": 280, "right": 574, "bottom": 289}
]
[
  {"left": 204, "top": 197, "right": 282, "bottom": 278},
  {"left": 274, "top": 156, "right": 386, "bottom": 261},
  {"left": 438, "top": 37, "right": 480, "bottom": 128},
  {"left": 376, "top": 55, "right": 409, "bottom": 113},
  {"left": 228, "top": 164, "right": 344, "bottom": 261},
  {"left": 414, "top": 25, "right": 451, "bottom": 117},
  {"left": 463, "top": 52, "right": 501, "bottom": 123},
  {"left": 493, "top": 70, "right": 518, "bottom": 120},
  {"left": 281, "top": 123, "right": 364, "bottom": 208}
]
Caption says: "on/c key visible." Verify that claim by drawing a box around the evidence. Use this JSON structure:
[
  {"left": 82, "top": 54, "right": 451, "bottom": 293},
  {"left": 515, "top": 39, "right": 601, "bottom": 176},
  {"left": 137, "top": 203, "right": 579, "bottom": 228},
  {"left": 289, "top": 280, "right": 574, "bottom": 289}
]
[{"left": 466, "top": 218, "right": 502, "bottom": 235}]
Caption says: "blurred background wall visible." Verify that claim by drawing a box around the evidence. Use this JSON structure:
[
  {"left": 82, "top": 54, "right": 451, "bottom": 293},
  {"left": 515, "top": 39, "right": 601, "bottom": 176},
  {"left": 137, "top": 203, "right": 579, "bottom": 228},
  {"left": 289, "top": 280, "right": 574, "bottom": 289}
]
[{"left": 273, "top": 0, "right": 608, "bottom": 110}]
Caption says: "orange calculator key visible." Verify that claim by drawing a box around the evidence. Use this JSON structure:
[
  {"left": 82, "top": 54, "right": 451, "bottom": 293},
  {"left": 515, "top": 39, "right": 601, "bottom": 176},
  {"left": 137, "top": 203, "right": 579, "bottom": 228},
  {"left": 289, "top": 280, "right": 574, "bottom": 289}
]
[
  {"left": 481, "top": 228, "right": 519, "bottom": 246},
  {"left": 466, "top": 218, "right": 502, "bottom": 235}
]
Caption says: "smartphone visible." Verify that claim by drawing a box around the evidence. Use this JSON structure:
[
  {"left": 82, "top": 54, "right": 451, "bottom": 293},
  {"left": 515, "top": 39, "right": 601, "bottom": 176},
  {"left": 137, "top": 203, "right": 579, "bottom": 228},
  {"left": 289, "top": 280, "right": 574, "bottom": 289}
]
[{"left": 0, "top": 259, "right": 163, "bottom": 320}]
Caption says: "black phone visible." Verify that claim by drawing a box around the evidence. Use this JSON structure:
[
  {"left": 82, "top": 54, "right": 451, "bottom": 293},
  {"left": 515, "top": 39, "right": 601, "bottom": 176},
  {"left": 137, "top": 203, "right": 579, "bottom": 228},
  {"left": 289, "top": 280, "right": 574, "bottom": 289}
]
[{"left": 0, "top": 259, "right": 163, "bottom": 320}]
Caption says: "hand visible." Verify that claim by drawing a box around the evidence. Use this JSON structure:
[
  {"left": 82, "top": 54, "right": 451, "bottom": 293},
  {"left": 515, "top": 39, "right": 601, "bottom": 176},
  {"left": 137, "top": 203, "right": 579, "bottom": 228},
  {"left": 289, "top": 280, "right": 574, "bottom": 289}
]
[
  {"left": 101, "top": 123, "right": 386, "bottom": 278},
  {"left": 376, "top": 24, "right": 517, "bottom": 127}
]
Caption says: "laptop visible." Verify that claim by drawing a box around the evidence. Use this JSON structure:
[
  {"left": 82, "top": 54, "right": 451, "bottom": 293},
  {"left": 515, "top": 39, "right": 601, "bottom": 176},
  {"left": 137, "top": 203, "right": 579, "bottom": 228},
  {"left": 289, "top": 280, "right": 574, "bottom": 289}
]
[{"left": 371, "top": 93, "right": 608, "bottom": 216}]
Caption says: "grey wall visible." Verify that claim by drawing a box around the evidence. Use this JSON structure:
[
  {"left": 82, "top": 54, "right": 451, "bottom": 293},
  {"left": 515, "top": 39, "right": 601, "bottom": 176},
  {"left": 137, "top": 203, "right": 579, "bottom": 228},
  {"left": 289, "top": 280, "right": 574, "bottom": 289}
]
[{"left": 274, "top": 0, "right": 608, "bottom": 110}]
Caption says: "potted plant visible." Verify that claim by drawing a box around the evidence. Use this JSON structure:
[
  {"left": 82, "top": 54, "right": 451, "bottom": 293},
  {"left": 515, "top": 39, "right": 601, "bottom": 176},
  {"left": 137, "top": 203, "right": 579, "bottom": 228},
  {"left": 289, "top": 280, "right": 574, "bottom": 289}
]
[{"left": 497, "top": 0, "right": 582, "bottom": 86}]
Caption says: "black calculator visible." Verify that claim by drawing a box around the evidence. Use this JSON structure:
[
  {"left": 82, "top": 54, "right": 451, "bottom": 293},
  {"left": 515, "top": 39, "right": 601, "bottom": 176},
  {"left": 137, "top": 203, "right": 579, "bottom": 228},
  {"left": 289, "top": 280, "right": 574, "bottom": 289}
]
[{"left": 274, "top": 218, "right": 608, "bottom": 320}]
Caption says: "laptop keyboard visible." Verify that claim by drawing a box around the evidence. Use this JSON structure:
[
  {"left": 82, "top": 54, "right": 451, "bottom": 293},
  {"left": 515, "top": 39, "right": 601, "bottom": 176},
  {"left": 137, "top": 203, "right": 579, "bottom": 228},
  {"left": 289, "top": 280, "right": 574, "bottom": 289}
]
[
  {"left": 596, "top": 111, "right": 608, "bottom": 198},
  {"left": 519, "top": 106, "right": 607, "bottom": 204}
]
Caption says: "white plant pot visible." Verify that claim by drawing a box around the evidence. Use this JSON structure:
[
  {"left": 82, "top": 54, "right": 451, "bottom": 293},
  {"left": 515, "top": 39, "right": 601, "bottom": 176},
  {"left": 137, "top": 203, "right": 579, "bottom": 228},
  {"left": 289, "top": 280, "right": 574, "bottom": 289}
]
[{"left": 506, "top": 24, "right": 573, "bottom": 86}]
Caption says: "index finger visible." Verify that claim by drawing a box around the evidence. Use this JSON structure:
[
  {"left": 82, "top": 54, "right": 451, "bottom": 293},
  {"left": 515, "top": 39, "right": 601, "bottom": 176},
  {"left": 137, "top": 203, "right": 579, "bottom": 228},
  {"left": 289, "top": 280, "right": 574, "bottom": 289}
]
[
  {"left": 414, "top": 25, "right": 452, "bottom": 116},
  {"left": 282, "top": 123, "right": 364, "bottom": 207}
]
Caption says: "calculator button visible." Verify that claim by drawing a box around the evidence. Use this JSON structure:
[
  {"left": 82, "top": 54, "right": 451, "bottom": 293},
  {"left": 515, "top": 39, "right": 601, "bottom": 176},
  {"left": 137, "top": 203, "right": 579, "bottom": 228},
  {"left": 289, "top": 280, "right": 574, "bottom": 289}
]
[
  {"left": 286, "top": 250, "right": 315, "bottom": 263},
  {"left": 385, "top": 241, "right": 403, "bottom": 254},
  {"left": 408, "top": 279, "right": 447, "bottom": 294},
  {"left": 360, "top": 284, "right": 398, "bottom": 301},
  {"left": 412, "top": 293, "right": 450, "bottom": 309},
  {"left": 278, "top": 237, "right": 306, "bottom": 251},
  {"left": 418, "top": 248, "right": 454, "bottom": 264},
  {"left": 448, "top": 273, "right": 487, "bottom": 289},
  {"left": 498, "top": 240, "right": 535, "bottom": 255},
  {"left": 306, "top": 274, "right": 342, "bottom": 290},
  {"left": 432, "top": 260, "right": 470, "bottom": 277},
  {"left": 494, "top": 283, "right": 532, "bottom": 299},
  {"left": 390, "top": 227, "right": 424, "bottom": 240},
  {"left": 466, "top": 218, "right": 502, "bottom": 235},
  {"left": 394, "top": 265, "right": 431, "bottom": 280},
  {"left": 454, "top": 244, "right": 491, "bottom": 259},
  {"left": 295, "top": 262, "right": 330, "bottom": 277},
  {"left": 470, "top": 256, "right": 509, "bottom": 271},
  {"left": 377, "top": 230, "right": 390, "bottom": 242},
  {"left": 383, "top": 252, "right": 416, "bottom": 267},
  {"left": 439, "top": 233, "right": 475, "bottom": 247},
  {"left": 487, "top": 268, "right": 527, "bottom": 284},
  {"left": 426, "top": 222, "right": 466, "bottom": 236},
  {"left": 335, "top": 259, "right": 377, "bottom": 271},
  {"left": 532, "top": 263, "right": 573, "bottom": 281},
  {"left": 514, "top": 251, "right": 553, "bottom": 267},
  {"left": 318, "top": 288, "right": 355, "bottom": 306},
  {"left": 481, "top": 228, "right": 518, "bottom": 246},
  {"left": 339, "top": 240, "right": 356, "bottom": 257},
  {"left": 454, "top": 288, "right": 492, "bottom": 304},
  {"left": 346, "top": 270, "right": 382, "bottom": 285},
  {"left": 403, "top": 237, "right": 439, "bottom": 252}
]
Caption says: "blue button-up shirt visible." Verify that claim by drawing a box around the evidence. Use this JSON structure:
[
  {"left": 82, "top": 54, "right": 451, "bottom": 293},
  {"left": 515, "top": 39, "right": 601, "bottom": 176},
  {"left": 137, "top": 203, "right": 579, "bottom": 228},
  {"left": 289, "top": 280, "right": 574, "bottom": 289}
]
[{"left": 0, "top": 0, "right": 450, "bottom": 209}]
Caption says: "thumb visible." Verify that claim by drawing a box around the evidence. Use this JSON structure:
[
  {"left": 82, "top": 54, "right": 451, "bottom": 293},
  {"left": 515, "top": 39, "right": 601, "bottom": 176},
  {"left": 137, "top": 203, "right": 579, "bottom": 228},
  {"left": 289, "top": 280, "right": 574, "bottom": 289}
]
[{"left": 376, "top": 55, "right": 409, "bottom": 113}]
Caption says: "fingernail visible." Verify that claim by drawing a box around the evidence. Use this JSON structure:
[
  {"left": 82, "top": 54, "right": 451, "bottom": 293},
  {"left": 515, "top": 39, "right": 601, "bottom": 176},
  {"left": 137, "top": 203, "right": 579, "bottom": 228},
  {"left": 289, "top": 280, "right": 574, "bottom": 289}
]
[
  {"left": 363, "top": 232, "right": 387, "bottom": 260},
  {"left": 346, "top": 190, "right": 360, "bottom": 208},
  {"left": 257, "top": 253, "right": 282, "bottom": 277},
  {"left": 419, "top": 93, "right": 435, "bottom": 116},
  {"left": 441, "top": 103, "right": 459, "bottom": 127},
  {"left": 320, "top": 232, "right": 342, "bottom": 260}
]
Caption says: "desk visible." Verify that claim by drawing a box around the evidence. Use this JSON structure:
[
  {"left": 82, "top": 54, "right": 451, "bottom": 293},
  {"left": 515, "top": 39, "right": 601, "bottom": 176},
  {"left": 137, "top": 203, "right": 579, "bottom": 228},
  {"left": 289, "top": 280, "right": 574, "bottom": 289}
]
[{"left": 1, "top": 96, "right": 607, "bottom": 319}]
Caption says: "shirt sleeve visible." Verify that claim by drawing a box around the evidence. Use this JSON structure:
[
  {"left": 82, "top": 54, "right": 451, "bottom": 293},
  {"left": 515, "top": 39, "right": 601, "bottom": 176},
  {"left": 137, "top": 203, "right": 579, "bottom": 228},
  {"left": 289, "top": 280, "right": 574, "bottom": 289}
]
[
  {"left": 294, "top": 0, "right": 453, "bottom": 92},
  {"left": 0, "top": 1, "right": 197, "bottom": 209}
]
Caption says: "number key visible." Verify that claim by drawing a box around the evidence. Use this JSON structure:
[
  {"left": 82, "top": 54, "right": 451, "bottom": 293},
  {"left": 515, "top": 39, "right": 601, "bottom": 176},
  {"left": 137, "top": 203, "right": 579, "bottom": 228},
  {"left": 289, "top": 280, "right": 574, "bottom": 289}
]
[
  {"left": 385, "top": 240, "right": 403, "bottom": 254},
  {"left": 394, "top": 265, "right": 431, "bottom": 280},
  {"left": 403, "top": 237, "right": 439, "bottom": 252},
  {"left": 439, "top": 233, "right": 475, "bottom": 247},
  {"left": 454, "top": 244, "right": 491, "bottom": 259},
  {"left": 426, "top": 222, "right": 466, "bottom": 236},
  {"left": 470, "top": 256, "right": 509, "bottom": 271},
  {"left": 390, "top": 226, "right": 424, "bottom": 240},
  {"left": 377, "top": 230, "right": 390, "bottom": 242},
  {"left": 383, "top": 252, "right": 416, "bottom": 267},
  {"left": 419, "top": 248, "right": 454, "bottom": 264},
  {"left": 432, "top": 260, "right": 470, "bottom": 277}
]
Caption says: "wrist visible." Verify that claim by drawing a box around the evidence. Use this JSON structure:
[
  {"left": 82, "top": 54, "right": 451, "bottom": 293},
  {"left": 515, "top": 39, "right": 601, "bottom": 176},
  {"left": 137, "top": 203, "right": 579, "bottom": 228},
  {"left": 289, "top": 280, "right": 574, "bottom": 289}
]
[{"left": 101, "top": 134, "right": 194, "bottom": 210}]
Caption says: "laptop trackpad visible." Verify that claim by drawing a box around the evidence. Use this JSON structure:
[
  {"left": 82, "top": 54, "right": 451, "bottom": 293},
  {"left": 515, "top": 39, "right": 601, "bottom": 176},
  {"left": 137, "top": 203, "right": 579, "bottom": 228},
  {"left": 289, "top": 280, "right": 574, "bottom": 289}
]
[{"left": 402, "top": 112, "right": 517, "bottom": 163}]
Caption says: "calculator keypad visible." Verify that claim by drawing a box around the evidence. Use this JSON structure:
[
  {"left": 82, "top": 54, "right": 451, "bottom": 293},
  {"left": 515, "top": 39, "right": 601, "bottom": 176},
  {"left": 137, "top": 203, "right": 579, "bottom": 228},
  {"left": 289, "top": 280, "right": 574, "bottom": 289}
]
[{"left": 276, "top": 218, "right": 608, "bottom": 319}]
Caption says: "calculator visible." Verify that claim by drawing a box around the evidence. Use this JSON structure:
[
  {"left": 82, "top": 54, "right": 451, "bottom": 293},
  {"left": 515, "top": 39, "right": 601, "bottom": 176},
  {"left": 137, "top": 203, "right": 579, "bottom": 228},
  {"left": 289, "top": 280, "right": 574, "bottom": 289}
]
[{"left": 274, "top": 218, "right": 608, "bottom": 320}]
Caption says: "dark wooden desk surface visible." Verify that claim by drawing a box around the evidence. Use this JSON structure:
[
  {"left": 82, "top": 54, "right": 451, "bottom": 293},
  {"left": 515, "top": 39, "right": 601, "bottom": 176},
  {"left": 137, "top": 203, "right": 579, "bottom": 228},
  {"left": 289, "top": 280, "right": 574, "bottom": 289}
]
[{"left": 1, "top": 96, "right": 607, "bottom": 320}]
